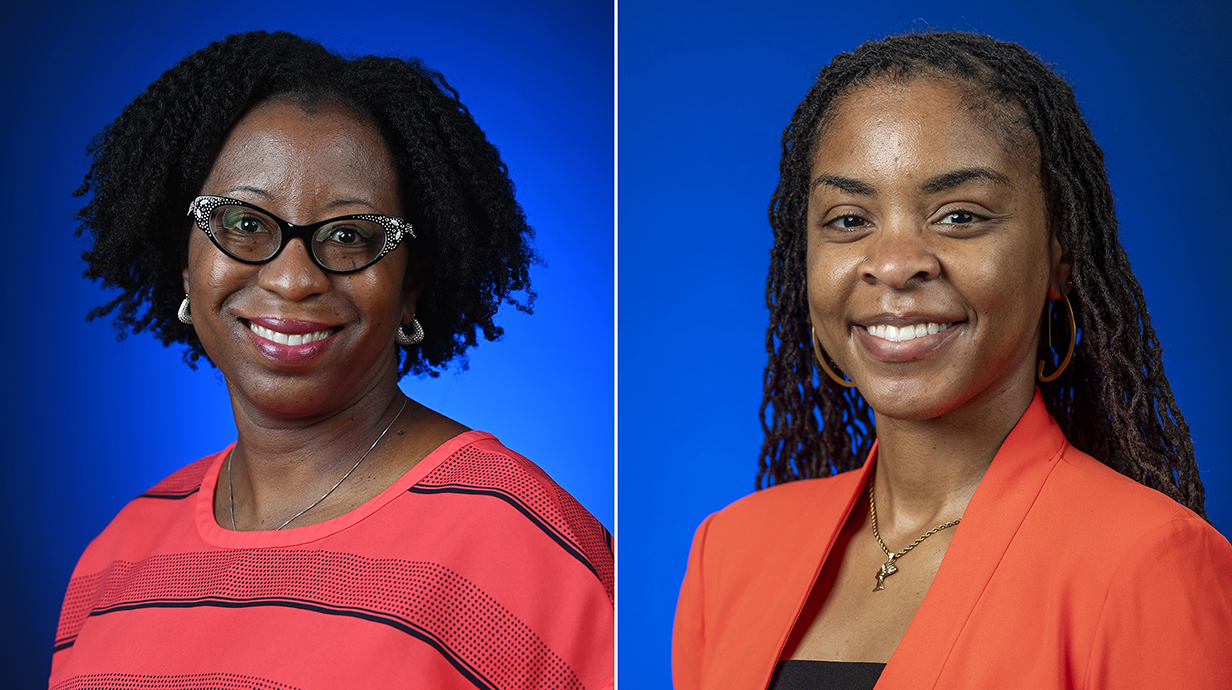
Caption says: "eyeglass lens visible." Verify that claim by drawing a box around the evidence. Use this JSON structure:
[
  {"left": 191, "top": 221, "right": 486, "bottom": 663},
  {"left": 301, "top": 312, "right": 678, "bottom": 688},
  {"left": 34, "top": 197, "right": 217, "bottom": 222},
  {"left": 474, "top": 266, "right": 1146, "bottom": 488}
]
[{"left": 210, "top": 204, "right": 389, "bottom": 272}]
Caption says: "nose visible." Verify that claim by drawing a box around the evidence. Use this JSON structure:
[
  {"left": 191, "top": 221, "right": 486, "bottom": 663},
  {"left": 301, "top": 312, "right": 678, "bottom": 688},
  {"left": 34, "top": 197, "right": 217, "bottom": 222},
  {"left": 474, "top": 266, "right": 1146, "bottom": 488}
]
[
  {"left": 256, "top": 238, "right": 330, "bottom": 300},
  {"left": 859, "top": 222, "right": 941, "bottom": 289}
]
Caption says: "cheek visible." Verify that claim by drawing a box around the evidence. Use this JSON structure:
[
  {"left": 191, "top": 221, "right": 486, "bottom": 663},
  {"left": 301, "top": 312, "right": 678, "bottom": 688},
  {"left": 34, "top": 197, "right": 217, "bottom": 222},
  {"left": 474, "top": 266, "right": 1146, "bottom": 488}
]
[
  {"left": 805, "top": 235, "right": 828, "bottom": 314},
  {"left": 806, "top": 235, "right": 861, "bottom": 348},
  {"left": 349, "top": 269, "right": 406, "bottom": 325},
  {"left": 807, "top": 235, "right": 854, "bottom": 307},
  {"left": 183, "top": 234, "right": 213, "bottom": 295},
  {"left": 953, "top": 237, "right": 1049, "bottom": 334},
  {"left": 185, "top": 239, "right": 236, "bottom": 300}
]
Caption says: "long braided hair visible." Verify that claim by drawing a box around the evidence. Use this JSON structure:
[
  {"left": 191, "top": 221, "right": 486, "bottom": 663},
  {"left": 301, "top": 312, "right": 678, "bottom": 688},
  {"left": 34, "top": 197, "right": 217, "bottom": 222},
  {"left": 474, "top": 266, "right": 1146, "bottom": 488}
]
[{"left": 758, "top": 31, "right": 1207, "bottom": 520}]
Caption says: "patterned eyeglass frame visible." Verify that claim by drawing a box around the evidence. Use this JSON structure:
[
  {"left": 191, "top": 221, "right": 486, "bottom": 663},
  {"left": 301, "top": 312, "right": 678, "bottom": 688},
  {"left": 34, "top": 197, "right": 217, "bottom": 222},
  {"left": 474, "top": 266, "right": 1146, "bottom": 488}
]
[{"left": 186, "top": 195, "right": 415, "bottom": 274}]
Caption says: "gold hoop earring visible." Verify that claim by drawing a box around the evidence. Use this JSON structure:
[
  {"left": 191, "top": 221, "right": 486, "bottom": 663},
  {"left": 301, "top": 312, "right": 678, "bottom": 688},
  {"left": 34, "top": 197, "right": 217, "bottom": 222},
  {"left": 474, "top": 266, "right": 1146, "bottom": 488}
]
[
  {"left": 812, "top": 326, "right": 855, "bottom": 389},
  {"left": 1037, "top": 293, "right": 1076, "bottom": 383}
]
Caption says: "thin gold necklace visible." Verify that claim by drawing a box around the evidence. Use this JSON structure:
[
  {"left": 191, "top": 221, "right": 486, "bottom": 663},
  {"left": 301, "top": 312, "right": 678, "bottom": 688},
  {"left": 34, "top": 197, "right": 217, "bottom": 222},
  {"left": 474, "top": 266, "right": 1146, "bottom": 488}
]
[{"left": 869, "top": 470, "right": 962, "bottom": 591}]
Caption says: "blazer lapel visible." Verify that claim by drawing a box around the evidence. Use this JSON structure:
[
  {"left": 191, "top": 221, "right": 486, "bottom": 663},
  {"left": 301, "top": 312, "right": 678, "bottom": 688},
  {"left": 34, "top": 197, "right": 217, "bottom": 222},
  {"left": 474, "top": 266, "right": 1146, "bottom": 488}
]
[
  {"left": 876, "top": 390, "right": 1067, "bottom": 688},
  {"left": 750, "top": 455, "right": 877, "bottom": 688}
]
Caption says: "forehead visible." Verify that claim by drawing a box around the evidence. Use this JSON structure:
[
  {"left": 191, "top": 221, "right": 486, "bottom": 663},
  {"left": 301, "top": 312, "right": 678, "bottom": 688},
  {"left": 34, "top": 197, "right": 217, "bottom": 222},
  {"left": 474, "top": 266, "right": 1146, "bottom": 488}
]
[
  {"left": 205, "top": 98, "right": 399, "bottom": 211},
  {"left": 812, "top": 77, "right": 1038, "bottom": 180}
]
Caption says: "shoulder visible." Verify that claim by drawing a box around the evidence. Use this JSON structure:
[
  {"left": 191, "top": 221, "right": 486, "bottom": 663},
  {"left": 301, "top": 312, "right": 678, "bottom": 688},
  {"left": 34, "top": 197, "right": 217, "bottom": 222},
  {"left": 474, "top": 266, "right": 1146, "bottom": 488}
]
[
  {"left": 1032, "top": 443, "right": 1231, "bottom": 579},
  {"left": 115, "top": 448, "right": 226, "bottom": 519},
  {"left": 423, "top": 434, "right": 610, "bottom": 547},
  {"left": 683, "top": 469, "right": 865, "bottom": 582},
  {"left": 674, "top": 470, "right": 866, "bottom": 688},
  {"left": 421, "top": 433, "right": 614, "bottom": 603},
  {"left": 1063, "top": 444, "right": 1232, "bottom": 579},
  {"left": 424, "top": 434, "right": 575, "bottom": 499},
  {"left": 1048, "top": 444, "right": 1218, "bottom": 539},
  {"left": 1037, "top": 443, "right": 1232, "bottom": 622},
  {"left": 1060, "top": 448, "right": 1232, "bottom": 685},
  {"left": 136, "top": 453, "right": 218, "bottom": 499},
  {"left": 699, "top": 469, "right": 864, "bottom": 545},
  {"left": 69, "top": 449, "right": 227, "bottom": 574}
]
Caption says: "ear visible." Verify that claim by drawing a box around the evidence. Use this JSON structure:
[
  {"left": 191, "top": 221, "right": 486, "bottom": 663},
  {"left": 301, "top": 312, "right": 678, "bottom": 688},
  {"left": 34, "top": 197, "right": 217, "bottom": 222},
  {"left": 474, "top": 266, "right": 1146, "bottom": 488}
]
[
  {"left": 400, "top": 251, "right": 424, "bottom": 326},
  {"left": 182, "top": 267, "right": 191, "bottom": 297},
  {"left": 1047, "top": 234, "right": 1073, "bottom": 301}
]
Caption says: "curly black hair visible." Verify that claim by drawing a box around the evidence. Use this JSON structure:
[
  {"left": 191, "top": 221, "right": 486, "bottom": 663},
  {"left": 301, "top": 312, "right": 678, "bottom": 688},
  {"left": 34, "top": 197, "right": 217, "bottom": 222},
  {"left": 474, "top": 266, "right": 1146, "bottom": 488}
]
[
  {"left": 76, "top": 30, "right": 537, "bottom": 377},
  {"left": 759, "top": 31, "right": 1207, "bottom": 520}
]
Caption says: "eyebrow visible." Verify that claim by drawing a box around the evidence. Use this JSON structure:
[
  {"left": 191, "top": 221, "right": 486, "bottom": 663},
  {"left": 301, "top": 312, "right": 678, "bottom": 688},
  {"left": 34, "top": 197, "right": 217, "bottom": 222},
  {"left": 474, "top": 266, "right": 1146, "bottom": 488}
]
[
  {"left": 810, "top": 174, "right": 876, "bottom": 196},
  {"left": 325, "top": 197, "right": 378, "bottom": 211},
  {"left": 920, "top": 167, "right": 1011, "bottom": 194},
  {"left": 222, "top": 185, "right": 274, "bottom": 200},
  {"left": 220, "top": 187, "right": 378, "bottom": 212},
  {"left": 810, "top": 167, "right": 1011, "bottom": 197}
]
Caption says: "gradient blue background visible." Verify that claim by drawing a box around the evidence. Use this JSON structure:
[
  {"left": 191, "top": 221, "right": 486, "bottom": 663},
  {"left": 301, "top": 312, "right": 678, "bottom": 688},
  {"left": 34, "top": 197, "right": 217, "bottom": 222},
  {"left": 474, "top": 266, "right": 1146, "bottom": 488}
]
[
  {"left": 619, "top": 0, "right": 1231, "bottom": 686},
  {"left": 0, "top": 1, "right": 612, "bottom": 685}
]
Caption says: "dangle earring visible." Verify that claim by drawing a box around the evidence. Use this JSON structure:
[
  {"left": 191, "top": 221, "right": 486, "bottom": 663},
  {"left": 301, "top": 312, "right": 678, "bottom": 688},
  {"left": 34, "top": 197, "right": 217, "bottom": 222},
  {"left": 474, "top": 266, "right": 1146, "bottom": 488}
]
[
  {"left": 177, "top": 295, "right": 193, "bottom": 325},
  {"left": 812, "top": 326, "right": 855, "bottom": 389},
  {"left": 1037, "top": 293, "right": 1076, "bottom": 383},
  {"left": 396, "top": 317, "right": 424, "bottom": 346}
]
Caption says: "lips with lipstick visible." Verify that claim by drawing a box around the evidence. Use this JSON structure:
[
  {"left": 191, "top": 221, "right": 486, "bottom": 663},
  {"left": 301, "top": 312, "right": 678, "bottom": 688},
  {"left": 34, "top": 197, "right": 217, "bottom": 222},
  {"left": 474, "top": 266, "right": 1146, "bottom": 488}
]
[
  {"left": 865, "top": 322, "right": 954, "bottom": 342},
  {"left": 248, "top": 322, "right": 337, "bottom": 346},
  {"left": 244, "top": 317, "right": 341, "bottom": 364},
  {"left": 852, "top": 318, "right": 963, "bottom": 364}
]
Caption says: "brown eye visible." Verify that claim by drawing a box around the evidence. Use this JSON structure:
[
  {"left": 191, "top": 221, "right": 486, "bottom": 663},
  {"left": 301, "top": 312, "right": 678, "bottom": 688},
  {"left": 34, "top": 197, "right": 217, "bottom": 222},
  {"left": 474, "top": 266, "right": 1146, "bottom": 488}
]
[
  {"left": 220, "top": 207, "right": 274, "bottom": 235},
  {"left": 315, "top": 222, "right": 375, "bottom": 245},
  {"left": 938, "top": 211, "right": 978, "bottom": 225},
  {"left": 829, "top": 214, "right": 868, "bottom": 228}
]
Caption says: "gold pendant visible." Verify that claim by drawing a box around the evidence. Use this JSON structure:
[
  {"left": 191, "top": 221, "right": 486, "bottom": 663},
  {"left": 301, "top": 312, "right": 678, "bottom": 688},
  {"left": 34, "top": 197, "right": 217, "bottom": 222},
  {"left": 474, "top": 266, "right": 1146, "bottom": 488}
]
[{"left": 873, "top": 557, "right": 898, "bottom": 591}]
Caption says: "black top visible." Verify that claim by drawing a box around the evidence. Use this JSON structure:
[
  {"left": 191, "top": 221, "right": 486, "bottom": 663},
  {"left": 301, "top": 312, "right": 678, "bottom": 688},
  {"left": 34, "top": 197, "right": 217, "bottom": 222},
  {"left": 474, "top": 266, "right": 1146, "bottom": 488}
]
[{"left": 767, "top": 660, "right": 886, "bottom": 690}]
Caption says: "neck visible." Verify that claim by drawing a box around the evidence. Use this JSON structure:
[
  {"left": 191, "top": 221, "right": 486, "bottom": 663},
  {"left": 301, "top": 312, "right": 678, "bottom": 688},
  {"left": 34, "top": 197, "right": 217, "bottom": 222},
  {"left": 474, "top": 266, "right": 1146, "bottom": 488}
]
[
  {"left": 871, "top": 373, "right": 1036, "bottom": 533},
  {"left": 223, "top": 369, "right": 411, "bottom": 524}
]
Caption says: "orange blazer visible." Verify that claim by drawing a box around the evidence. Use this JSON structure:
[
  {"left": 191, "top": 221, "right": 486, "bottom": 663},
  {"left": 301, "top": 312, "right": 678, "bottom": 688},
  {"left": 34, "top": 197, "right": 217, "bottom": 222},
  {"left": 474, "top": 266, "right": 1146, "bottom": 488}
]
[{"left": 673, "top": 392, "right": 1232, "bottom": 689}]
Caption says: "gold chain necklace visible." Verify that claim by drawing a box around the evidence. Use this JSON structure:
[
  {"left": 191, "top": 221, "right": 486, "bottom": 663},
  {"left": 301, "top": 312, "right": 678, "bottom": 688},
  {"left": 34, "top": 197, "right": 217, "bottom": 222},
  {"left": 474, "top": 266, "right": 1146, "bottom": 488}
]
[{"left": 869, "top": 471, "right": 962, "bottom": 591}]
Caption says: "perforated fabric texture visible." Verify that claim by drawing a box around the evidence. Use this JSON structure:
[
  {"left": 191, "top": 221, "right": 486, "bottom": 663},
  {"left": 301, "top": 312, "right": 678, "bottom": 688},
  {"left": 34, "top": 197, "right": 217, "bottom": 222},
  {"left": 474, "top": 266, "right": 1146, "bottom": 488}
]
[
  {"left": 51, "top": 432, "right": 613, "bottom": 690},
  {"left": 57, "top": 551, "right": 581, "bottom": 689},
  {"left": 52, "top": 673, "right": 301, "bottom": 690},
  {"left": 417, "top": 444, "right": 614, "bottom": 602}
]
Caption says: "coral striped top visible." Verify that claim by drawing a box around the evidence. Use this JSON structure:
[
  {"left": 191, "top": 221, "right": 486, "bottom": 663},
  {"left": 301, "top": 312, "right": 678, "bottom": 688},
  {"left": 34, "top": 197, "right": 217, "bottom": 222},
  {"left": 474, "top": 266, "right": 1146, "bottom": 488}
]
[{"left": 52, "top": 431, "right": 613, "bottom": 690}]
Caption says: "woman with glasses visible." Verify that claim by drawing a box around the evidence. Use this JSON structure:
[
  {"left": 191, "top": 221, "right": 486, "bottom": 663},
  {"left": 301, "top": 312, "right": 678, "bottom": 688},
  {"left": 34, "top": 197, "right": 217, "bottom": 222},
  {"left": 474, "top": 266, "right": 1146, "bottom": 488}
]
[
  {"left": 52, "top": 31, "right": 612, "bottom": 688},
  {"left": 672, "top": 31, "right": 1232, "bottom": 689}
]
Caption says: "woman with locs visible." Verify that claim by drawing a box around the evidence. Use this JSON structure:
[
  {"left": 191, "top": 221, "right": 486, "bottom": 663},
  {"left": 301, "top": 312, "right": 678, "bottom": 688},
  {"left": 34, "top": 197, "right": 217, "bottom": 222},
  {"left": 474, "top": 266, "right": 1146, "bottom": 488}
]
[
  {"left": 53, "top": 31, "right": 613, "bottom": 688},
  {"left": 673, "top": 31, "right": 1232, "bottom": 689}
]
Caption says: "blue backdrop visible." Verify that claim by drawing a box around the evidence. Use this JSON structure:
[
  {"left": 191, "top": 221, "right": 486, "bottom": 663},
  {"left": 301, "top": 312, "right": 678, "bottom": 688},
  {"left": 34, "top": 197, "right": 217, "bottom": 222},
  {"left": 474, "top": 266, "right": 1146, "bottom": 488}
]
[
  {"left": 0, "top": 1, "right": 612, "bottom": 685},
  {"left": 619, "top": 0, "right": 1231, "bottom": 686}
]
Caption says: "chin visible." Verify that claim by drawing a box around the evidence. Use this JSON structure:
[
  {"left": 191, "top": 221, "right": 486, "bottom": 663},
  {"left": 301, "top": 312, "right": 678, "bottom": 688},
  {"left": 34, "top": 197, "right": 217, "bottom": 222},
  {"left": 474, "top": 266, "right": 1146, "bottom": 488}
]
[
  {"left": 224, "top": 366, "right": 338, "bottom": 417},
  {"left": 857, "top": 380, "right": 967, "bottom": 423}
]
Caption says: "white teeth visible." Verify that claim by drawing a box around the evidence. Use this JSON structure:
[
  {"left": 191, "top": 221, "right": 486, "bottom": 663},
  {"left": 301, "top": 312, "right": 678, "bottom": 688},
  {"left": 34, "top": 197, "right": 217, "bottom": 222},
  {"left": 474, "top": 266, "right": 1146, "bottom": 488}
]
[
  {"left": 248, "top": 322, "right": 335, "bottom": 346},
  {"left": 867, "top": 322, "right": 952, "bottom": 342}
]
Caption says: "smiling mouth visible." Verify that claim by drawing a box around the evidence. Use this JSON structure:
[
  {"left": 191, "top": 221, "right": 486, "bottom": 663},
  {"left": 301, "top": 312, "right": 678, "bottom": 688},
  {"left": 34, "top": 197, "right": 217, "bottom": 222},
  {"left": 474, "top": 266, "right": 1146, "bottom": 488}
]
[
  {"left": 864, "top": 322, "right": 955, "bottom": 342},
  {"left": 247, "top": 322, "right": 339, "bottom": 346}
]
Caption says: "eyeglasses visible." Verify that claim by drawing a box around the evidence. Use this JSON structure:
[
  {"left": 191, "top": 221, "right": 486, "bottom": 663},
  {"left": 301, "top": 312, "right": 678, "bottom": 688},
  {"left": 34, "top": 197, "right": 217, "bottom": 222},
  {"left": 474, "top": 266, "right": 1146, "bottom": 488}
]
[{"left": 187, "top": 195, "right": 414, "bottom": 274}]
